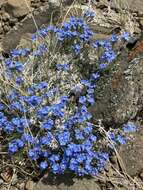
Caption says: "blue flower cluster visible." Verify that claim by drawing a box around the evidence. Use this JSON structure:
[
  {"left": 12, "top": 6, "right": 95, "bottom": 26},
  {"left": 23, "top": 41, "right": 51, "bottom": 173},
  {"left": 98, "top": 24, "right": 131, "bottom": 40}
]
[
  {"left": 107, "top": 122, "right": 137, "bottom": 146},
  {"left": 0, "top": 82, "right": 109, "bottom": 176},
  {"left": 32, "top": 16, "right": 94, "bottom": 56},
  {"left": 0, "top": 14, "right": 135, "bottom": 177}
]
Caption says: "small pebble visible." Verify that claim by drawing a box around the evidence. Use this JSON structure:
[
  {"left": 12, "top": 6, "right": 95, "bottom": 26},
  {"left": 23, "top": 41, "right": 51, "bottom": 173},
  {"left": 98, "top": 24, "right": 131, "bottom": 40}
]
[
  {"left": 9, "top": 18, "right": 18, "bottom": 26},
  {"left": 3, "top": 25, "right": 10, "bottom": 32},
  {"left": 139, "top": 172, "right": 143, "bottom": 181},
  {"left": 11, "top": 174, "right": 18, "bottom": 185},
  {"left": 18, "top": 182, "right": 25, "bottom": 190},
  {"left": 110, "top": 155, "right": 117, "bottom": 165},
  {"left": 25, "top": 180, "right": 35, "bottom": 190},
  {"left": 0, "top": 178, "right": 4, "bottom": 185},
  {"left": 2, "top": 12, "right": 10, "bottom": 21}
]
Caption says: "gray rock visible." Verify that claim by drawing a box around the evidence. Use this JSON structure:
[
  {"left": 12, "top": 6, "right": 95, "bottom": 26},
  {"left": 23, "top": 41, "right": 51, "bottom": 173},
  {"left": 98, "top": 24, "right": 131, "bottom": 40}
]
[
  {"left": 5, "top": 0, "right": 30, "bottom": 18},
  {"left": 100, "top": 0, "right": 143, "bottom": 13},
  {"left": 119, "top": 123, "right": 143, "bottom": 176},
  {"left": 34, "top": 175, "right": 101, "bottom": 190},
  {"left": 18, "top": 33, "right": 32, "bottom": 49},
  {"left": 1, "top": 3, "right": 61, "bottom": 53}
]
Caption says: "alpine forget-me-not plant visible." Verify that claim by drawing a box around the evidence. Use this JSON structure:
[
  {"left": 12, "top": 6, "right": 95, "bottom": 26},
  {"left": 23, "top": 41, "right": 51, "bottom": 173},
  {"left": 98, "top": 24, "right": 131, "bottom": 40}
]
[{"left": 0, "top": 12, "right": 136, "bottom": 177}]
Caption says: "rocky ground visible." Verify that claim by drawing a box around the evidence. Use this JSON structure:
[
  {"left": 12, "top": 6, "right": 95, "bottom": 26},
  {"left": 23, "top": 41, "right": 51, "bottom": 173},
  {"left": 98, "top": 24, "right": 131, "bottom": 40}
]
[{"left": 0, "top": 0, "right": 143, "bottom": 190}]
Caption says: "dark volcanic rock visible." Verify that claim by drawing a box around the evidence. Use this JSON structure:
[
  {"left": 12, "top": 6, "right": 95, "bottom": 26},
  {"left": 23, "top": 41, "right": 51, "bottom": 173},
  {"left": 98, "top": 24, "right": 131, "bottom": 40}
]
[{"left": 89, "top": 50, "right": 143, "bottom": 125}]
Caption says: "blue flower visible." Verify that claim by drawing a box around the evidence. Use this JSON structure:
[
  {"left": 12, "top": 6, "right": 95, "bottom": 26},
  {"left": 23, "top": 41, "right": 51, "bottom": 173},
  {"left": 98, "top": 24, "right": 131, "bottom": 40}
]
[
  {"left": 116, "top": 135, "right": 126, "bottom": 145},
  {"left": 107, "top": 132, "right": 116, "bottom": 141},
  {"left": 111, "top": 34, "right": 119, "bottom": 42},
  {"left": 28, "top": 149, "right": 39, "bottom": 161},
  {"left": 8, "top": 141, "right": 18, "bottom": 154},
  {"left": 84, "top": 124, "right": 93, "bottom": 135},
  {"left": 26, "top": 95, "right": 42, "bottom": 107},
  {"left": 16, "top": 139, "right": 24, "bottom": 148},
  {"left": 122, "top": 32, "right": 130, "bottom": 41},
  {"left": 69, "top": 158, "right": 78, "bottom": 171},
  {"left": 99, "top": 63, "right": 107, "bottom": 69},
  {"left": 91, "top": 72, "right": 100, "bottom": 80},
  {"left": 52, "top": 104, "right": 64, "bottom": 117},
  {"left": 72, "top": 44, "right": 81, "bottom": 55},
  {"left": 44, "top": 87, "right": 59, "bottom": 98},
  {"left": 84, "top": 10, "right": 95, "bottom": 18},
  {"left": 103, "top": 41, "right": 112, "bottom": 50},
  {"left": 27, "top": 87, "right": 35, "bottom": 95},
  {"left": 10, "top": 49, "right": 21, "bottom": 57},
  {"left": 10, "top": 102, "right": 26, "bottom": 113},
  {"left": 80, "top": 105, "right": 92, "bottom": 120},
  {"left": 0, "top": 103, "right": 5, "bottom": 111},
  {"left": 15, "top": 61, "right": 24, "bottom": 72},
  {"left": 80, "top": 79, "right": 91, "bottom": 87},
  {"left": 38, "top": 82, "right": 48, "bottom": 89},
  {"left": 12, "top": 118, "right": 19, "bottom": 126},
  {"left": 82, "top": 140, "right": 92, "bottom": 151},
  {"left": 12, "top": 117, "right": 27, "bottom": 133},
  {"left": 80, "top": 32, "right": 92, "bottom": 41},
  {"left": 0, "top": 116, "right": 8, "bottom": 129},
  {"left": 15, "top": 76, "right": 23, "bottom": 85},
  {"left": 5, "top": 59, "right": 13, "bottom": 68},
  {"left": 87, "top": 88, "right": 94, "bottom": 94},
  {"left": 89, "top": 135, "right": 97, "bottom": 142},
  {"left": 0, "top": 112, "right": 5, "bottom": 119},
  {"left": 41, "top": 119, "right": 54, "bottom": 130},
  {"left": 79, "top": 96, "right": 86, "bottom": 104},
  {"left": 7, "top": 90, "right": 19, "bottom": 101},
  {"left": 22, "top": 133, "right": 34, "bottom": 143},
  {"left": 40, "top": 161, "right": 48, "bottom": 170},
  {"left": 57, "top": 131, "right": 70, "bottom": 146},
  {"left": 123, "top": 122, "right": 137, "bottom": 133},
  {"left": 75, "top": 129, "right": 84, "bottom": 140},
  {"left": 37, "top": 106, "right": 51, "bottom": 118},
  {"left": 65, "top": 147, "right": 73, "bottom": 156},
  {"left": 12, "top": 117, "right": 26, "bottom": 127},
  {"left": 59, "top": 159, "right": 67, "bottom": 173},
  {"left": 101, "top": 50, "right": 116, "bottom": 63},
  {"left": 60, "top": 95, "right": 69, "bottom": 104},
  {"left": 86, "top": 94, "right": 95, "bottom": 105},
  {"left": 4, "top": 122, "right": 14, "bottom": 134},
  {"left": 10, "top": 48, "right": 30, "bottom": 57},
  {"left": 51, "top": 163, "right": 60, "bottom": 174},
  {"left": 32, "top": 82, "right": 48, "bottom": 91},
  {"left": 49, "top": 154, "right": 60, "bottom": 162},
  {"left": 40, "top": 134, "right": 53, "bottom": 146},
  {"left": 41, "top": 150, "right": 49, "bottom": 158}
]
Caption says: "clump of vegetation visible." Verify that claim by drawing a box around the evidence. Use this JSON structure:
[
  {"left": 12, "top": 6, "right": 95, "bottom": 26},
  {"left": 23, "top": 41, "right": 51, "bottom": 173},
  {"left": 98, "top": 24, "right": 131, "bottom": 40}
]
[{"left": 0, "top": 11, "right": 136, "bottom": 177}]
